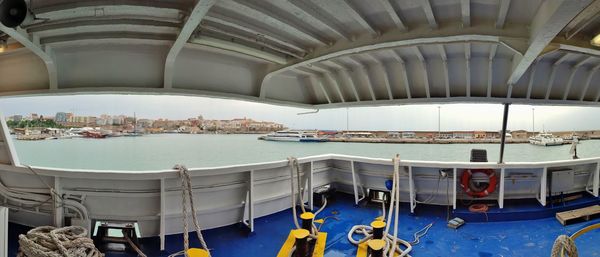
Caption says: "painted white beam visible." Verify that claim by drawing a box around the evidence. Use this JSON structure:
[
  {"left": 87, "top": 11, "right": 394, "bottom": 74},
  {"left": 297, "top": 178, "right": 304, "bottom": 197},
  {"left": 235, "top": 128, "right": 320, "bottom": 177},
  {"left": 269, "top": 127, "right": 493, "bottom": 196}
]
[
  {"left": 260, "top": 29, "right": 528, "bottom": 97},
  {"left": 287, "top": 0, "right": 350, "bottom": 41},
  {"left": 324, "top": 73, "right": 345, "bottom": 103},
  {"left": 304, "top": 74, "right": 331, "bottom": 104},
  {"left": 526, "top": 61, "right": 537, "bottom": 99},
  {"left": 563, "top": 56, "right": 592, "bottom": 100},
  {"left": 465, "top": 43, "right": 471, "bottom": 97},
  {"left": 335, "top": 0, "right": 378, "bottom": 36},
  {"left": 164, "top": 0, "right": 216, "bottom": 89},
  {"left": 461, "top": 0, "right": 470, "bottom": 27},
  {"left": 421, "top": 0, "right": 438, "bottom": 29},
  {"left": 380, "top": 0, "right": 407, "bottom": 31},
  {"left": 438, "top": 45, "right": 450, "bottom": 97},
  {"left": 34, "top": 5, "right": 183, "bottom": 23},
  {"left": 309, "top": 65, "right": 346, "bottom": 103},
  {"left": 366, "top": 54, "right": 393, "bottom": 100},
  {"left": 564, "top": 0, "right": 600, "bottom": 40},
  {"left": 190, "top": 37, "right": 287, "bottom": 64},
  {"left": 0, "top": 26, "right": 58, "bottom": 90},
  {"left": 496, "top": 0, "right": 511, "bottom": 29},
  {"left": 581, "top": 65, "right": 600, "bottom": 101},
  {"left": 389, "top": 50, "right": 412, "bottom": 99},
  {"left": 413, "top": 46, "right": 430, "bottom": 98},
  {"left": 506, "top": 0, "right": 592, "bottom": 86},
  {"left": 218, "top": 0, "right": 327, "bottom": 46},
  {"left": 487, "top": 44, "right": 498, "bottom": 97},
  {"left": 204, "top": 15, "right": 306, "bottom": 53},
  {"left": 325, "top": 61, "right": 361, "bottom": 101},
  {"left": 562, "top": 68, "right": 578, "bottom": 101},
  {"left": 339, "top": 69, "right": 361, "bottom": 102},
  {"left": 347, "top": 56, "right": 376, "bottom": 101},
  {"left": 201, "top": 23, "right": 301, "bottom": 59},
  {"left": 545, "top": 54, "right": 570, "bottom": 100}
]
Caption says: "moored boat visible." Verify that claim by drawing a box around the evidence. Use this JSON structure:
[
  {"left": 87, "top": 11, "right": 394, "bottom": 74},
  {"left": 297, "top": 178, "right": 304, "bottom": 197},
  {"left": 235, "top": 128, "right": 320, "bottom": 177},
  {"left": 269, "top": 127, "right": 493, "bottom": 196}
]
[
  {"left": 529, "top": 133, "right": 564, "bottom": 146},
  {"left": 81, "top": 131, "right": 107, "bottom": 139},
  {"left": 260, "top": 130, "right": 326, "bottom": 142}
]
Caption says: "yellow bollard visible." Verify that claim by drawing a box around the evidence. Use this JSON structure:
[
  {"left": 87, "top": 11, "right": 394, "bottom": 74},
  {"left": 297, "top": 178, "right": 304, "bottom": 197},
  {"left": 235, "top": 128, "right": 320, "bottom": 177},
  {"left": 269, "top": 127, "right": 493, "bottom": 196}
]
[{"left": 187, "top": 248, "right": 209, "bottom": 257}]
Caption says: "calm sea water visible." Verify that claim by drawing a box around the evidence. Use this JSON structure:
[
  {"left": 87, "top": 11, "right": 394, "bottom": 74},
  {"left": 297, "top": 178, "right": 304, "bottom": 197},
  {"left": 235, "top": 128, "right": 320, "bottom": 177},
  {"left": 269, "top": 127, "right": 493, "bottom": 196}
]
[{"left": 11, "top": 134, "right": 600, "bottom": 170}]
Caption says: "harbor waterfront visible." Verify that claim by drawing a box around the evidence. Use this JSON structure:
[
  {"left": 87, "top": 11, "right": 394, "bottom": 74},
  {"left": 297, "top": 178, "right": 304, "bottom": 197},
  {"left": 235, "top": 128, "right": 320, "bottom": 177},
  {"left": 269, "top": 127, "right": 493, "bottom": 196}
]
[{"left": 12, "top": 134, "right": 600, "bottom": 170}]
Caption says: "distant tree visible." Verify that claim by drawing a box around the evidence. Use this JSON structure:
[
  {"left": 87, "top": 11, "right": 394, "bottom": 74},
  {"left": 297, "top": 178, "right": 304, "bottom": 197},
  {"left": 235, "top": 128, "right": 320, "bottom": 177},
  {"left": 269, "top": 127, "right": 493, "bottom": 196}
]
[{"left": 6, "top": 119, "right": 63, "bottom": 129}]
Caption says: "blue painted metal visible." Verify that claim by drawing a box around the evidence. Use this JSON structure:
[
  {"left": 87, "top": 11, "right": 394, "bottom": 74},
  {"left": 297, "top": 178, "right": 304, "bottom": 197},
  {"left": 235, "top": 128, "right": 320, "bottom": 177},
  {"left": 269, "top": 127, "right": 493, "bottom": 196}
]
[
  {"left": 7, "top": 193, "right": 600, "bottom": 257},
  {"left": 454, "top": 193, "right": 600, "bottom": 222}
]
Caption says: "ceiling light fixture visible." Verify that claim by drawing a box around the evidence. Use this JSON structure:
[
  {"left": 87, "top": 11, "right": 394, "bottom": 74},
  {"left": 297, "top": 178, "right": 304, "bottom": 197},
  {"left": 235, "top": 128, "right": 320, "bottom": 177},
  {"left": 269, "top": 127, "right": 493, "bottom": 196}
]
[{"left": 592, "top": 33, "right": 600, "bottom": 47}]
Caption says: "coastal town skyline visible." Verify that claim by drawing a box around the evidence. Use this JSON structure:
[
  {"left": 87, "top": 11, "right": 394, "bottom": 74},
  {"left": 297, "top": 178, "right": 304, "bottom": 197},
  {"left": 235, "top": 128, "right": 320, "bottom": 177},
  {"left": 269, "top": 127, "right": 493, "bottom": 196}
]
[{"left": 2, "top": 94, "right": 600, "bottom": 132}]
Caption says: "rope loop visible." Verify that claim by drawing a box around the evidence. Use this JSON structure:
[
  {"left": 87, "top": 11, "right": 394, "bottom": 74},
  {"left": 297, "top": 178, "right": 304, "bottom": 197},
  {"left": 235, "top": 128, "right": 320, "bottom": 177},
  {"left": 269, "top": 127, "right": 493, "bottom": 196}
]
[
  {"left": 171, "top": 165, "right": 211, "bottom": 257},
  {"left": 551, "top": 235, "right": 578, "bottom": 257},
  {"left": 17, "top": 226, "right": 103, "bottom": 257}
]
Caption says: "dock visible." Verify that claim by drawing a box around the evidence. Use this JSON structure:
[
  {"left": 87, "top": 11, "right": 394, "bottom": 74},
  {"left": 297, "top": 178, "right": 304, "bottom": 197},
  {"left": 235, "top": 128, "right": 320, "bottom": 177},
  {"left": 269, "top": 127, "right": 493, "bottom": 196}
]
[{"left": 326, "top": 138, "right": 532, "bottom": 144}]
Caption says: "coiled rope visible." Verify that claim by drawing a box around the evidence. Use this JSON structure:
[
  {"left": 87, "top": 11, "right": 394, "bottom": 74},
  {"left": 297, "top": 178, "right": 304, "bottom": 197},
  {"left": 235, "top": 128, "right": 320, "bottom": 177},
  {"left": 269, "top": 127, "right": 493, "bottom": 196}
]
[
  {"left": 551, "top": 235, "right": 578, "bottom": 257},
  {"left": 551, "top": 223, "right": 600, "bottom": 257},
  {"left": 288, "top": 157, "right": 326, "bottom": 237},
  {"left": 17, "top": 226, "right": 104, "bottom": 257},
  {"left": 169, "top": 165, "right": 210, "bottom": 257},
  {"left": 347, "top": 155, "right": 413, "bottom": 257}
]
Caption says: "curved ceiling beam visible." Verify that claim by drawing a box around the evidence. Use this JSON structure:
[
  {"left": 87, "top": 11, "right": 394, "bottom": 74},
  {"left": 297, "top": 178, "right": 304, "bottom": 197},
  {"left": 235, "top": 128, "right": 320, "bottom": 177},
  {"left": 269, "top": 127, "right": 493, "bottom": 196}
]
[
  {"left": 316, "top": 96, "right": 600, "bottom": 109},
  {"left": 259, "top": 26, "right": 528, "bottom": 98},
  {"left": 506, "top": 0, "right": 593, "bottom": 86},
  {"left": 164, "top": 0, "right": 216, "bottom": 89},
  {"left": 0, "top": 26, "right": 57, "bottom": 90}
]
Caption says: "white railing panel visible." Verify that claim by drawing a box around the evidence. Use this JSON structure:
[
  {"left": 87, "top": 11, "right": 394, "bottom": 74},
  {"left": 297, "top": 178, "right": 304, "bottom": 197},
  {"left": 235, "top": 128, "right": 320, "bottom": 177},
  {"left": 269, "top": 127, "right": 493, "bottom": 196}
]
[{"left": 0, "top": 206, "right": 7, "bottom": 257}]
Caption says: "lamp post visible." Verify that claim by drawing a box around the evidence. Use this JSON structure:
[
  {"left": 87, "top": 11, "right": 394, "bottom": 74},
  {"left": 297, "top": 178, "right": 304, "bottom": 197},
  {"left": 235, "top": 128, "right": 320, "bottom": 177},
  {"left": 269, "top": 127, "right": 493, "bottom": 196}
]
[
  {"left": 532, "top": 107, "right": 535, "bottom": 135},
  {"left": 437, "top": 106, "right": 441, "bottom": 139}
]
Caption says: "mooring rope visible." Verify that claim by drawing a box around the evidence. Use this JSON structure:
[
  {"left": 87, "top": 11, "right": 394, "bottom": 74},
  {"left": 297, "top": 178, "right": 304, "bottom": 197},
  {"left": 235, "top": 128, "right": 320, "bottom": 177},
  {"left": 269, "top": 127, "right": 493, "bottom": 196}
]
[
  {"left": 169, "top": 165, "right": 211, "bottom": 257},
  {"left": 17, "top": 226, "right": 104, "bottom": 257},
  {"left": 551, "top": 235, "right": 578, "bottom": 257},
  {"left": 347, "top": 155, "right": 413, "bottom": 257}
]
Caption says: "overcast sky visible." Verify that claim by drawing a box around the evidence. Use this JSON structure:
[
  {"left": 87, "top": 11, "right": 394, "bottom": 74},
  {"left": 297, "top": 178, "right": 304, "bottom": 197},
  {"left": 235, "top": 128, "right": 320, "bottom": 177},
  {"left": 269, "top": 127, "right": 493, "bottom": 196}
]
[{"left": 1, "top": 94, "right": 599, "bottom": 132}]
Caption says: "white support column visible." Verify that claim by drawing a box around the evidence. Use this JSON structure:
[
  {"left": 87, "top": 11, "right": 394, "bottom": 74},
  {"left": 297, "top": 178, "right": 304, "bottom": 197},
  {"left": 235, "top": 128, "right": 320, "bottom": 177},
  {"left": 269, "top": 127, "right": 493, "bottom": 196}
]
[
  {"left": 164, "top": 0, "right": 216, "bottom": 89},
  {"left": 421, "top": 0, "right": 438, "bottom": 29},
  {"left": 380, "top": 0, "right": 407, "bottom": 31},
  {"left": 54, "top": 177, "right": 63, "bottom": 228},
  {"left": 160, "top": 178, "right": 166, "bottom": 250},
  {"left": 409, "top": 166, "right": 415, "bottom": 213},
  {"left": 538, "top": 167, "right": 547, "bottom": 206},
  {"left": 339, "top": 69, "right": 361, "bottom": 102},
  {"left": 465, "top": 43, "right": 471, "bottom": 97},
  {"left": 452, "top": 168, "right": 457, "bottom": 210},
  {"left": 495, "top": 0, "right": 511, "bottom": 29},
  {"left": 461, "top": 0, "right": 470, "bottom": 27},
  {"left": 308, "top": 161, "right": 314, "bottom": 210},
  {"left": 526, "top": 61, "right": 537, "bottom": 99},
  {"left": 487, "top": 44, "right": 497, "bottom": 98},
  {"left": 580, "top": 65, "right": 600, "bottom": 101},
  {"left": 351, "top": 160, "right": 359, "bottom": 205},
  {"left": 0, "top": 113, "right": 20, "bottom": 166},
  {"left": 248, "top": 170, "right": 255, "bottom": 232},
  {"left": 587, "top": 163, "right": 600, "bottom": 197},
  {"left": 439, "top": 45, "right": 450, "bottom": 98},
  {"left": 498, "top": 168, "right": 505, "bottom": 209},
  {"left": 413, "top": 46, "right": 430, "bottom": 98}
]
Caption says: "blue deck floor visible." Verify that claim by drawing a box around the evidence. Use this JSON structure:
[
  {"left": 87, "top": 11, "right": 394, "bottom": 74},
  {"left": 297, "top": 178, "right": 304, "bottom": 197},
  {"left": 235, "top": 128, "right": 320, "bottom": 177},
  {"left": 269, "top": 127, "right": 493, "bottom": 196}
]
[{"left": 8, "top": 193, "right": 600, "bottom": 257}]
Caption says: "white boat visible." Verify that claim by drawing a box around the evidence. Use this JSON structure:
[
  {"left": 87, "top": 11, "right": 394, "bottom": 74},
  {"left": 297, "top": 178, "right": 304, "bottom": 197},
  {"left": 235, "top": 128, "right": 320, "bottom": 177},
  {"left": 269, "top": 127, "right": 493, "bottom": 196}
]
[
  {"left": 529, "top": 133, "right": 564, "bottom": 146},
  {"left": 261, "top": 130, "right": 326, "bottom": 142}
]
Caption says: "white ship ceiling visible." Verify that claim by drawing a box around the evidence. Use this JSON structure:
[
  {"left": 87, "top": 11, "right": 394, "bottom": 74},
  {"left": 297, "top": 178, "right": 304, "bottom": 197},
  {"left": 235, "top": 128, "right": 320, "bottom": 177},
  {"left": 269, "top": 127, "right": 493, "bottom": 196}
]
[{"left": 0, "top": 0, "right": 599, "bottom": 108}]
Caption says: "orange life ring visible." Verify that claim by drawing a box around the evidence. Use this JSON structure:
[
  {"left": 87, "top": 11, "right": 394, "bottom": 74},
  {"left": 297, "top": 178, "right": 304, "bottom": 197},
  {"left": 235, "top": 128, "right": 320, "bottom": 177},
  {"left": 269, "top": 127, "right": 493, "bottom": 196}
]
[{"left": 460, "top": 169, "right": 497, "bottom": 198}]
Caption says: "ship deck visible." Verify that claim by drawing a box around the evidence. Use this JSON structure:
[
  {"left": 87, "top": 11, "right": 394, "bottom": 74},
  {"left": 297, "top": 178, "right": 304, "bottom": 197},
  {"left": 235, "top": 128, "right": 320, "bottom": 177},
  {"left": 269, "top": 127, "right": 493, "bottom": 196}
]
[{"left": 8, "top": 193, "right": 600, "bottom": 257}]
